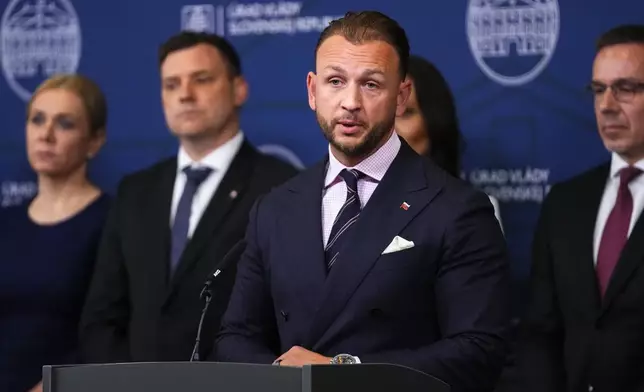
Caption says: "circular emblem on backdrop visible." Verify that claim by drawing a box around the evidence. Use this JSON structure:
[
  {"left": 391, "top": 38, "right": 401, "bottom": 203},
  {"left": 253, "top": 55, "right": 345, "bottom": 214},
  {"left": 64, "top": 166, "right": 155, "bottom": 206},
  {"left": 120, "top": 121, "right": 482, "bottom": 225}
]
[
  {"left": 466, "top": 0, "right": 559, "bottom": 86},
  {"left": 1, "top": 0, "right": 82, "bottom": 101},
  {"left": 258, "top": 144, "right": 306, "bottom": 170}
]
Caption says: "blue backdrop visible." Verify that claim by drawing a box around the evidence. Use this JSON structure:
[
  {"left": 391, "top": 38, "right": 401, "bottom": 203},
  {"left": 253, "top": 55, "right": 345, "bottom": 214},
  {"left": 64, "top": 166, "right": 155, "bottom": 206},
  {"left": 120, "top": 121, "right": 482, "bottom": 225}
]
[{"left": 1, "top": 0, "right": 642, "bottom": 314}]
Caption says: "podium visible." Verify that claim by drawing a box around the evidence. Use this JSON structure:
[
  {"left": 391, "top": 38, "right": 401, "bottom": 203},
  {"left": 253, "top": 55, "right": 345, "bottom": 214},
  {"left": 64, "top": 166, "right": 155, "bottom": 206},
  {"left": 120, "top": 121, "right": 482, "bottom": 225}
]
[{"left": 43, "top": 362, "right": 450, "bottom": 392}]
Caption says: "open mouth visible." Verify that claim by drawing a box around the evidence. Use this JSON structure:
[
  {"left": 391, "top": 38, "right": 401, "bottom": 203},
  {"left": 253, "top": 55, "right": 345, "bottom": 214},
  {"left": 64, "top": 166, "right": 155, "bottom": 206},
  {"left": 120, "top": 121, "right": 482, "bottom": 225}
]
[{"left": 336, "top": 120, "right": 362, "bottom": 134}]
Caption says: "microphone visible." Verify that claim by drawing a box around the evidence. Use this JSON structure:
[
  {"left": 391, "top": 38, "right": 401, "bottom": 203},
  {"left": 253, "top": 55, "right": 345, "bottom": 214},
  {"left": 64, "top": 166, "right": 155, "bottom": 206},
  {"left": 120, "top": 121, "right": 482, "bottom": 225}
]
[{"left": 190, "top": 239, "right": 246, "bottom": 362}]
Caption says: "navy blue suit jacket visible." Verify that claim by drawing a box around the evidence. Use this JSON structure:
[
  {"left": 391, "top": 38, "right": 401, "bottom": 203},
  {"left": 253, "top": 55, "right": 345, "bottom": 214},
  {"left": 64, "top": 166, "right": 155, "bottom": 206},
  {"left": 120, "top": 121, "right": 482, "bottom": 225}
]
[{"left": 215, "top": 142, "right": 511, "bottom": 392}]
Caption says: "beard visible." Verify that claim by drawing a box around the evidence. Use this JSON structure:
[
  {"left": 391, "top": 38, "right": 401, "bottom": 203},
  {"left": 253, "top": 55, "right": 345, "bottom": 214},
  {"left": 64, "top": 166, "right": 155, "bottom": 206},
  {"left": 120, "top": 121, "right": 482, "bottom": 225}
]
[{"left": 317, "top": 112, "right": 394, "bottom": 159}]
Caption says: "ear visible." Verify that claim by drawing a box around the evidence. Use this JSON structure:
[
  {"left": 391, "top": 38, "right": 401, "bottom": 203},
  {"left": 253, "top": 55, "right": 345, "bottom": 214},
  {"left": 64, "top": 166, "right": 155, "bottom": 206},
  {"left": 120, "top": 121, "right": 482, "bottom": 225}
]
[
  {"left": 306, "top": 71, "right": 317, "bottom": 111},
  {"left": 87, "top": 129, "right": 106, "bottom": 159},
  {"left": 395, "top": 78, "right": 412, "bottom": 117},
  {"left": 232, "top": 76, "right": 249, "bottom": 107}
]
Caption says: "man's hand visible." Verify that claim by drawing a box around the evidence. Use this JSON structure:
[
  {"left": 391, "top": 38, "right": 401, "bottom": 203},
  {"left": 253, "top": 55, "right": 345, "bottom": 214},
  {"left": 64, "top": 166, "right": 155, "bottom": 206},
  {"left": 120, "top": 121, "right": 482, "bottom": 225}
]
[{"left": 274, "top": 346, "right": 331, "bottom": 367}]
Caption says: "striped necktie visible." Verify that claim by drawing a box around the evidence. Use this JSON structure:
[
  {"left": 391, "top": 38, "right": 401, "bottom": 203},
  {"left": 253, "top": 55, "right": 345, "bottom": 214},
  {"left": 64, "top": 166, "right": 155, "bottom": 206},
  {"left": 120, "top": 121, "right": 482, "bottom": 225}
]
[{"left": 325, "top": 169, "right": 363, "bottom": 270}]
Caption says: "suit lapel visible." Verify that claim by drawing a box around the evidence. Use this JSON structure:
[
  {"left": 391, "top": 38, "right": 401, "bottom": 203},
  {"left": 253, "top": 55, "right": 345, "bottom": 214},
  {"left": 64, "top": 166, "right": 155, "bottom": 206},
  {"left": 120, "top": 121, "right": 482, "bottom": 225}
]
[
  {"left": 144, "top": 160, "right": 176, "bottom": 292},
  {"left": 166, "top": 141, "right": 257, "bottom": 294},
  {"left": 280, "top": 160, "right": 328, "bottom": 308},
  {"left": 602, "top": 204, "right": 644, "bottom": 313},
  {"left": 566, "top": 162, "right": 644, "bottom": 316},
  {"left": 570, "top": 165, "right": 609, "bottom": 317},
  {"left": 305, "top": 143, "right": 443, "bottom": 348}
]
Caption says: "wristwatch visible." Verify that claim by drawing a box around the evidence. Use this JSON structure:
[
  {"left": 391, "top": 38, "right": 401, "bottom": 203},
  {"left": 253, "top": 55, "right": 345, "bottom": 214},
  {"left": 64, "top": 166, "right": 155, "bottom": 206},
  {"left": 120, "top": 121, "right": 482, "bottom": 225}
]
[{"left": 330, "top": 353, "right": 357, "bottom": 364}]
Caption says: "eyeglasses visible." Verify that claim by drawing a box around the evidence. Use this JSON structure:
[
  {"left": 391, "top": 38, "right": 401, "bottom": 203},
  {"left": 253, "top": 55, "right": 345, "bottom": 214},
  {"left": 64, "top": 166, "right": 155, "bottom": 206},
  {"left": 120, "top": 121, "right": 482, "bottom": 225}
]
[{"left": 587, "top": 79, "right": 644, "bottom": 103}]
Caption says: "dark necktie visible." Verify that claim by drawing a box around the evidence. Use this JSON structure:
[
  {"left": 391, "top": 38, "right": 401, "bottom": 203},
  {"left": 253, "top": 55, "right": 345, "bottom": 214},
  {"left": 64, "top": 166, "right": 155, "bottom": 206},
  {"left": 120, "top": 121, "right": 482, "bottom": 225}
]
[
  {"left": 596, "top": 166, "right": 642, "bottom": 297},
  {"left": 170, "top": 166, "right": 213, "bottom": 274},
  {"left": 325, "top": 169, "right": 363, "bottom": 270}
]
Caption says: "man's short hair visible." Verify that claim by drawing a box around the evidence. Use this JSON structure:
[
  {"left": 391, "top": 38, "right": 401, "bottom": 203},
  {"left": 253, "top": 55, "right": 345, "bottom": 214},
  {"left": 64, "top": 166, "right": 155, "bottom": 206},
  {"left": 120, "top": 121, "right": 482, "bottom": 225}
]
[
  {"left": 596, "top": 24, "right": 644, "bottom": 52},
  {"left": 158, "top": 31, "right": 242, "bottom": 77},
  {"left": 315, "top": 11, "right": 410, "bottom": 79}
]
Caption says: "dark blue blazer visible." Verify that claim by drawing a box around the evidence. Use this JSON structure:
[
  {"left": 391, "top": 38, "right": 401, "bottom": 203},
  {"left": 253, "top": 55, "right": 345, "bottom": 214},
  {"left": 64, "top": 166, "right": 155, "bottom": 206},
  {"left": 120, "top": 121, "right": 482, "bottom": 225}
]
[{"left": 215, "top": 141, "right": 511, "bottom": 392}]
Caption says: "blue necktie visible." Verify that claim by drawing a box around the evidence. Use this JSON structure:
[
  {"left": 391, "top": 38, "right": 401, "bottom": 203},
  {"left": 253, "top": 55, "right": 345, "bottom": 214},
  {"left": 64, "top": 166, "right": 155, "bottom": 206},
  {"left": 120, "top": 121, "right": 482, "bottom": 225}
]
[
  {"left": 325, "top": 169, "right": 363, "bottom": 270},
  {"left": 170, "top": 166, "right": 213, "bottom": 274}
]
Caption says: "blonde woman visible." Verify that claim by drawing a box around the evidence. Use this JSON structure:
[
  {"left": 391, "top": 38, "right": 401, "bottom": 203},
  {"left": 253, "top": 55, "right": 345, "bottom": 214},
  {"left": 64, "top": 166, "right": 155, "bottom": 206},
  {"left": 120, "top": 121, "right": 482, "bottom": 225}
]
[{"left": 0, "top": 74, "right": 110, "bottom": 392}]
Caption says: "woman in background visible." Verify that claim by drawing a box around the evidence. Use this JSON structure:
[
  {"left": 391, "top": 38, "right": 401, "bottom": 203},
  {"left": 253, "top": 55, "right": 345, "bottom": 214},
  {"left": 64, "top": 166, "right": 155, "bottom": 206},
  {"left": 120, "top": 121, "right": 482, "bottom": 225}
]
[
  {"left": 396, "top": 54, "right": 503, "bottom": 230},
  {"left": 0, "top": 74, "right": 110, "bottom": 392}
]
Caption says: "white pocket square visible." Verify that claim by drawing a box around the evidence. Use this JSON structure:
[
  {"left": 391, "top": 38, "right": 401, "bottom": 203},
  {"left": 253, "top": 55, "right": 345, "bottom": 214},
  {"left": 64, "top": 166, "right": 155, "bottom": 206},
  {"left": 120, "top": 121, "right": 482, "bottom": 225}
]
[{"left": 381, "top": 236, "right": 415, "bottom": 255}]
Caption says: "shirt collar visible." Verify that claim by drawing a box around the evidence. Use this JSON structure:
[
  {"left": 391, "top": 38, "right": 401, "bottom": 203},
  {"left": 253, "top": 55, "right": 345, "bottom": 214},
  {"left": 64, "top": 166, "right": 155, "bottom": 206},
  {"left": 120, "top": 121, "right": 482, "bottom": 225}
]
[
  {"left": 324, "top": 129, "right": 401, "bottom": 187},
  {"left": 177, "top": 131, "right": 244, "bottom": 174},
  {"left": 609, "top": 152, "right": 644, "bottom": 178}
]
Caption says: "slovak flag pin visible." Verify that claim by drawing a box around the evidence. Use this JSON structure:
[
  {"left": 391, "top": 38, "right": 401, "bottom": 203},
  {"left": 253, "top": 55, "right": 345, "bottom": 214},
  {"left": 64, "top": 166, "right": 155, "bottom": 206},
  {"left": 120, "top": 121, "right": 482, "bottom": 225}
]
[
  {"left": 229, "top": 190, "right": 238, "bottom": 199},
  {"left": 400, "top": 202, "right": 410, "bottom": 211}
]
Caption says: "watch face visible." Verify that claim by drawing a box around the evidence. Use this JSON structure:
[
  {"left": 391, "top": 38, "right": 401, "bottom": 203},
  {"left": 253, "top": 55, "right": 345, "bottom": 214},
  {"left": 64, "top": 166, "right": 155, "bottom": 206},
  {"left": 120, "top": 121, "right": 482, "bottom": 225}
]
[{"left": 334, "top": 354, "right": 356, "bottom": 364}]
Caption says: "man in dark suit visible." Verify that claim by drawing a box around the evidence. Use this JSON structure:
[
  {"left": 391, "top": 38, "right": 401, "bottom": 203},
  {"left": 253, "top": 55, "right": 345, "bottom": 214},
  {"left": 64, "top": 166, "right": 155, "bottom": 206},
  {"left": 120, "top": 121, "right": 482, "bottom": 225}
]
[
  {"left": 214, "top": 11, "right": 510, "bottom": 392},
  {"left": 79, "top": 32, "right": 297, "bottom": 363},
  {"left": 516, "top": 25, "right": 644, "bottom": 392}
]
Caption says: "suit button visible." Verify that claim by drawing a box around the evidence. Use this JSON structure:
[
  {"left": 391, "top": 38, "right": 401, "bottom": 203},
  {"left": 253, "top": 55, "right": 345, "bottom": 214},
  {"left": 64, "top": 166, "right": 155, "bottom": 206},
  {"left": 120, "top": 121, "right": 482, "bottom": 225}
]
[
  {"left": 370, "top": 308, "right": 384, "bottom": 317},
  {"left": 588, "top": 385, "right": 594, "bottom": 392},
  {"left": 280, "top": 310, "right": 289, "bottom": 321}
]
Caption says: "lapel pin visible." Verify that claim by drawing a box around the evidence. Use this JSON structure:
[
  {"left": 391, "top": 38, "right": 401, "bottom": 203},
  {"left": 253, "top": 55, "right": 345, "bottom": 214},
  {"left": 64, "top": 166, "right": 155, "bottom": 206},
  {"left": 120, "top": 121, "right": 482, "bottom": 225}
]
[
  {"left": 400, "top": 202, "right": 410, "bottom": 211},
  {"left": 229, "top": 190, "right": 238, "bottom": 199}
]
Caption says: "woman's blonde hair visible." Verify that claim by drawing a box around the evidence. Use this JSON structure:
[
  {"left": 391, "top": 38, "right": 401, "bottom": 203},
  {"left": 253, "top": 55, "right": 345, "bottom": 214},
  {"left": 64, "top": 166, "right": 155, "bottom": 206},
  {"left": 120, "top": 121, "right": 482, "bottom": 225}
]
[{"left": 27, "top": 73, "right": 107, "bottom": 136}]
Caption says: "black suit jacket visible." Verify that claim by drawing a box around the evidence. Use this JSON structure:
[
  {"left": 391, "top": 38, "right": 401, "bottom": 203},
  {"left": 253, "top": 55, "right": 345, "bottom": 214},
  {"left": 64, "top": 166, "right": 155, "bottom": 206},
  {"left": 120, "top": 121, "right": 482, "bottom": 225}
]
[
  {"left": 517, "top": 162, "right": 644, "bottom": 392},
  {"left": 79, "top": 140, "right": 298, "bottom": 363},
  {"left": 216, "top": 141, "right": 511, "bottom": 392}
]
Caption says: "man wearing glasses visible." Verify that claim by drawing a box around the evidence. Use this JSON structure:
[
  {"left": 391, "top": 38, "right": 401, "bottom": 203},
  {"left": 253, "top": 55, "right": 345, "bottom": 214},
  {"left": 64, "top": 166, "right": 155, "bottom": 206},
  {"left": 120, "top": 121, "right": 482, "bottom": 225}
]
[{"left": 515, "top": 24, "right": 644, "bottom": 392}]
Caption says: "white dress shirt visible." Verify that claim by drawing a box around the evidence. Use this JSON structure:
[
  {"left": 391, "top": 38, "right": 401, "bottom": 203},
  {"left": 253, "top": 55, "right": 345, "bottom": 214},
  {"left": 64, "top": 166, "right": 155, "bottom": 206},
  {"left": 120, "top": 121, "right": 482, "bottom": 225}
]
[
  {"left": 488, "top": 195, "right": 504, "bottom": 234},
  {"left": 593, "top": 153, "right": 644, "bottom": 264},
  {"left": 322, "top": 130, "right": 401, "bottom": 247},
  {"left": 170, "top": 131, "right": 244, "bottom": 238}
]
